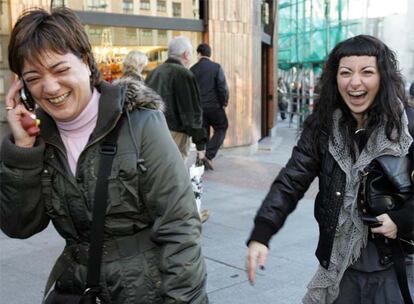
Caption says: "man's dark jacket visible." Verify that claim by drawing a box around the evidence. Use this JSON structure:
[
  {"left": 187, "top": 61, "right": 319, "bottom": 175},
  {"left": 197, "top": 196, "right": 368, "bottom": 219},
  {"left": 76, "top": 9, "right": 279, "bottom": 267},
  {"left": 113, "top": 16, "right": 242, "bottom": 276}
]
[
  {"left": 190, "top": 57, "right": 228, "bottom": 109},
  {"left": 146, "top": 58, "right": 205, "bottom": 150},
  {"left": 248, "top": 108, "right": 414, "bottom": 269}
]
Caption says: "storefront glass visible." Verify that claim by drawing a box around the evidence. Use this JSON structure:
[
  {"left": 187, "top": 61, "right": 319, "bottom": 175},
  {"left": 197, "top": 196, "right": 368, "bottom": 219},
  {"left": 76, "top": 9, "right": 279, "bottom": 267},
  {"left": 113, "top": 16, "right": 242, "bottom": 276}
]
[
  {"left": 85, "top": 25, "right": 201, "bottom": 81},
  {"left": 4, "top": 0, "right": 203, "bottom": 96}
]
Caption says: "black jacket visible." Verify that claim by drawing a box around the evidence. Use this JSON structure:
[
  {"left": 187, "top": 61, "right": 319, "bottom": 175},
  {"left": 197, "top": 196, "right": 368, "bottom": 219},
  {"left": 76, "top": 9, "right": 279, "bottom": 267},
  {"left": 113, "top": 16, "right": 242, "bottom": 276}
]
[
  {"left": 146, "top": 58, "right": 206, "bottom": 150},
  {"left": 190, "top": 57, "right": 229, "bottom": 109},
  {"left": 248, "top": 108, "right": 414, "bottom": 269}
]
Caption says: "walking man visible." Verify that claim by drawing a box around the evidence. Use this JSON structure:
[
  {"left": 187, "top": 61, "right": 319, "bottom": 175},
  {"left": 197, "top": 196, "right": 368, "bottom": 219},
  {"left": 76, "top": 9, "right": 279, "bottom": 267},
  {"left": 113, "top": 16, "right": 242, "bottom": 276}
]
[
  {"left": 146, "top": 36, "right": 209, "bottom": 222},
  {"left": 146, "top": 36, "right": 206, "bottom": 161},
  {"left": 191, "top": 43, "right": 229, "bottom": 170}
]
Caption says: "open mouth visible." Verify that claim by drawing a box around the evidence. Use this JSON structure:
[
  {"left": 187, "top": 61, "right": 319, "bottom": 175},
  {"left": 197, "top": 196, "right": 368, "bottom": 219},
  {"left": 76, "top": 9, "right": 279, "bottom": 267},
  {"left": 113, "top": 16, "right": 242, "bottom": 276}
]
[
  {"left": 347, "top": 91, "right": 367, "bottom": 99},
  {"left": 48, "top": 92, "right": 70, "bottom": 105}
]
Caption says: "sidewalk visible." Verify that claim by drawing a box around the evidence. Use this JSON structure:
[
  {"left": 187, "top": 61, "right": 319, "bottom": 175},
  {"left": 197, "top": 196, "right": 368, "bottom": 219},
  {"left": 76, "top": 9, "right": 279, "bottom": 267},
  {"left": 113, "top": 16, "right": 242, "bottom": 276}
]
[{"left": 0, "top": 119, "right": 319, "bottom": 304}]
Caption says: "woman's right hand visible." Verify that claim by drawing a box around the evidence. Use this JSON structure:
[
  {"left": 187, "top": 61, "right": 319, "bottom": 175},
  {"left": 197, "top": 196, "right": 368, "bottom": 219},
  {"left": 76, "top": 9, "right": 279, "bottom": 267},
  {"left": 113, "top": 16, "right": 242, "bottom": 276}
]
[
  {"left": 5, "top": 79, "right": 36, "bottom": 148},
  {"left": 245, "top": 241, "right": 269, "bottom": 285}
]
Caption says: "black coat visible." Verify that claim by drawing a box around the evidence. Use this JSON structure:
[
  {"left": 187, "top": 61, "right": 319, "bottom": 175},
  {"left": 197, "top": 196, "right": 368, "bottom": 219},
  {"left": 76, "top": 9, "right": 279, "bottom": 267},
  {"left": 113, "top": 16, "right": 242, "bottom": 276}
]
[
  {"left": 248, "top": 108, "right": 414, "bottom": 269},
  {"left": 190, "top": 57, "right": 229, "bottom": 109}
]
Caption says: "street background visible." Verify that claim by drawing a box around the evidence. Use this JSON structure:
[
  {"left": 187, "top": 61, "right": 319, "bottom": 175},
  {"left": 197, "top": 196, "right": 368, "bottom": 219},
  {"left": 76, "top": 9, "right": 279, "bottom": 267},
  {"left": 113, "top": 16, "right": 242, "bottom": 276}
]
[{"left": 0, "top": 119, "right": 320, "bottom": 304}]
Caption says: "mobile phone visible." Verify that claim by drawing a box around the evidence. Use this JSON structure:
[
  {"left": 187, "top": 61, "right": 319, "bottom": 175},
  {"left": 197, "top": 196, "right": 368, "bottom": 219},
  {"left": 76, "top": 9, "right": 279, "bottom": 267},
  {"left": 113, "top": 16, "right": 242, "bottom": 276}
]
[
  {"left": 20, "top": 80, "right": 35, "bottom": 111},
  {"left": 361, "top": 216, "right": 383, "bottom": 228}
]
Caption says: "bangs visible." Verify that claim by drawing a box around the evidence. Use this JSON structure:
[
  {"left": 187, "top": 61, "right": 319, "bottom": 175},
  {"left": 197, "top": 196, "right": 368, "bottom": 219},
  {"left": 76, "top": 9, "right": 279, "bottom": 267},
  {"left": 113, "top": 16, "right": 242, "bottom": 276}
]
[
  {"left": 17, "top": 23, "right": 80, "bottom": 71},
  {"left": 335, "top": 35, "right": 380, "bottom": 59},
  {"left": 9, "top": 8, "right": 87, "bottom": 76}
]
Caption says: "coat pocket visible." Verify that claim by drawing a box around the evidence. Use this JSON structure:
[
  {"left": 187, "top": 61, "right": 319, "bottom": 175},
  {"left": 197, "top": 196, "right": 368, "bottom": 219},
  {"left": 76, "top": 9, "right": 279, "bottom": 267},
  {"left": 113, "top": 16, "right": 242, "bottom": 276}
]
[
  {"left": 106, "top": 247, "right": 163, "bottom": 304},
  {"left": 105, "top": 153, "right": 150, "bottom": 234},
  {"left": 107, "top": 153, "right": 140, "bottom": 215}
]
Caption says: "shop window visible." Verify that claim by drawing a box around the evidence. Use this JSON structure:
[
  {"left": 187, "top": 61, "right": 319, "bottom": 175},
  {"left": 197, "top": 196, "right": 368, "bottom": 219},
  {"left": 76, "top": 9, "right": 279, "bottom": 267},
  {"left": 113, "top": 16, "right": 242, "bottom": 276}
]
[
  {"left": 140, "top": 0, "right": 151, "bottom": 10},
  {"left": 123, "top": 0, "right": 133, "bottom": 14},
  {"left": 172, "top": 2, "right": 182, "bottom": 17},
  {"left": 87, "top": 26, "right": 103, "bottom": 38},
  {"left": 87, "top": 0, "right": 107, "bottom": 11},
  {"left": 157, "top": 0, "right": 166, "bottom": 12},
  {"left": 158, "top": 30, "right": 167, "bottom": 44},
  {"left": 51, "top": 0, "right": 65, "bottom": 7},
  {"left": 140, "top": 29, "right": 153, "bottom": 46},
  {"left": 89, "top": 26, "right": 201, "bottom": 82},
  {"left": 126, "top": 28, "right": 137, "bottom": 40}
]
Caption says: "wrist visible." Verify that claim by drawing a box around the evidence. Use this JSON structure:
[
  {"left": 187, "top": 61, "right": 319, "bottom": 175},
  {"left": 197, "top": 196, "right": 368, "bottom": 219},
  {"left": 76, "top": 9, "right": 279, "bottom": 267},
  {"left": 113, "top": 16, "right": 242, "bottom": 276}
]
[{"left": 15, "top": 138, "right": 36, "bottom": 148}]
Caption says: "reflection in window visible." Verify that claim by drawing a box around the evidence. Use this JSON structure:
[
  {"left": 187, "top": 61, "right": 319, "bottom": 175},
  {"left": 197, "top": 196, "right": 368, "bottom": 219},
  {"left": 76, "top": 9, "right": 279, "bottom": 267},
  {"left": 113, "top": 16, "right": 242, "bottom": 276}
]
[
  {"left": 126, "top": 28, "right": 137, "bottom": 41},
  {"left": 140, "top": 29, "right": 153, "bottom": 46},
  {"left": 140, "top": 0, "right": 151, "bottom": 10},
  {"left": 85, "top": 25, "right": 103, "bottom": 44},
  {"left": 123, "top": 0, "right": 133, "bottom": 14},
  {"left": 158, "top": 30, "right": 167, "bottom": 44},
  {"left": 172, "top": 2, "right": 182, "bottom": 17},
  {"left": 87, "top": 0, "right": 107, "bottom": 11},
  {"left": 157, "top": 0, "right": 167, "bottom": 12}
]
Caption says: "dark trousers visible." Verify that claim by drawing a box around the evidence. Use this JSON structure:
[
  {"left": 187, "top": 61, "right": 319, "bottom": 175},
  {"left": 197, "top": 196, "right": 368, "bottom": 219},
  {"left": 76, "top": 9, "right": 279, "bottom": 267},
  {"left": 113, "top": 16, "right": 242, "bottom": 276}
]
[
  {"left": 333, "top": 266, "right": 413, "bottom": 303},
  {"left": 203, "top": 107, "right": 228, "bottom": 160}
]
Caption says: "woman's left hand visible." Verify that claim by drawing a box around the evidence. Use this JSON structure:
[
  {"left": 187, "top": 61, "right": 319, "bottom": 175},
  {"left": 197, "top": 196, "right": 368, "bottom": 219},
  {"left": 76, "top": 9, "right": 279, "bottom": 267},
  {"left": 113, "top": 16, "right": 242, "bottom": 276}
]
[{"left": 370, "top": 213, "right": 398, "bottom": 239}]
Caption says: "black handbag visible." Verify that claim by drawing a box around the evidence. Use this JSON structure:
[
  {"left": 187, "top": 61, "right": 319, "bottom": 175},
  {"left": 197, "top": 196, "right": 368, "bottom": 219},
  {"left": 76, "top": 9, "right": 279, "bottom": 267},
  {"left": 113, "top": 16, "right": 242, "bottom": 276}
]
[
  {"left": 360, "top": 155, "right": 414, "bottom": 244},
  {"left": 359, "top": 154, "right": 414, "bottom": 304},
  {"left": 43, "top": 119, "right": 122, "bottom": 304}
]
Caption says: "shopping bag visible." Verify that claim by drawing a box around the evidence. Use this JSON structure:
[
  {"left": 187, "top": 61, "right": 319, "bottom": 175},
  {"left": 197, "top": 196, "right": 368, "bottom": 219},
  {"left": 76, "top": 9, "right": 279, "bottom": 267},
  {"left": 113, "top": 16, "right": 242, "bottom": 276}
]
[{"left": 189, "top": 160, "right": 204, "bottom": 214}]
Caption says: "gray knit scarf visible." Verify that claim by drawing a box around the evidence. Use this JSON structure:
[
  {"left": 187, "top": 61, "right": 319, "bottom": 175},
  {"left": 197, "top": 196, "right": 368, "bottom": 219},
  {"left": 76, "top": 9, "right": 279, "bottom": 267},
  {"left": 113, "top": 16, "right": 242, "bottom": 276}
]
[{"left": 302, "top": 108, "right": 412, "bottom": 304}]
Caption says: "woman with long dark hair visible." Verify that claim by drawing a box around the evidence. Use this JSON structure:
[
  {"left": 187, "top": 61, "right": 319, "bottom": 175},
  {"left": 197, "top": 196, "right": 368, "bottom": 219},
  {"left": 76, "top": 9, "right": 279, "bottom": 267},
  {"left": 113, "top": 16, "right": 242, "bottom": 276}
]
[{"left": 246, "top": 35, "right": 414, "bottom": 303}]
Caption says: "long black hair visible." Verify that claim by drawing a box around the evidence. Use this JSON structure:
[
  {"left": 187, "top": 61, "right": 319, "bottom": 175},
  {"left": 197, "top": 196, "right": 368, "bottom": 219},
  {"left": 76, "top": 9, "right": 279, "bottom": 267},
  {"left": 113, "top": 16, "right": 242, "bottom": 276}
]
[{"left": 311, "top": 35, "right": 406, "bottom": 155}]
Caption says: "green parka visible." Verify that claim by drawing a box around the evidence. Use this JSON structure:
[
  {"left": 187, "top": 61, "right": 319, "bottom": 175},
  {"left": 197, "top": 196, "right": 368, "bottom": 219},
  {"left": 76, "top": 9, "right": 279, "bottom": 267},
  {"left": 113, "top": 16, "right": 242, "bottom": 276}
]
[{"left": 0, "top": 79, "right": 208, "bottom": 304}]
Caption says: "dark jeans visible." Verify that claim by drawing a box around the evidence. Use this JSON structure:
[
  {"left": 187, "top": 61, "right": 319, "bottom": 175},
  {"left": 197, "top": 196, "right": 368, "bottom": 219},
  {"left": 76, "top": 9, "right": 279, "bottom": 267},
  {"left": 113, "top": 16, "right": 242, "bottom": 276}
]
[{"left": 203, "top": 107, "right": 228, "bottom": 160}]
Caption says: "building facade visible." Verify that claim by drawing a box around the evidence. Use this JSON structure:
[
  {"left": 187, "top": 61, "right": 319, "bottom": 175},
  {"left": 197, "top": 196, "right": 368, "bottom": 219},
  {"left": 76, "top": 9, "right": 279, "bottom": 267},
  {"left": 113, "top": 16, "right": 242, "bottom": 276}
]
[{"left": 0, "top": 0, "right": 277, "bottom": 148}]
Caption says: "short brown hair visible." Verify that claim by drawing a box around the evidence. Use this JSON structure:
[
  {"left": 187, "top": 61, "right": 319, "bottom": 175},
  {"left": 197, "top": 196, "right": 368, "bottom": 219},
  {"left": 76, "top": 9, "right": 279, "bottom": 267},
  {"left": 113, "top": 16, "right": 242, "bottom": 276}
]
[{"left": 8, "top": 7, "right": 100, "bottom": 86}]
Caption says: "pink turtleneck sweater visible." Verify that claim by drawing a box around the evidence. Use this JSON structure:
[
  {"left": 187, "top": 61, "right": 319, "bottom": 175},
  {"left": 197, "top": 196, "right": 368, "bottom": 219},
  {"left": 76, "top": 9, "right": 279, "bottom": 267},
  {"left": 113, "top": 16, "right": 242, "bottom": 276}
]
[{"left": 56, "top": 89, "right": 100, "bottom": 175}]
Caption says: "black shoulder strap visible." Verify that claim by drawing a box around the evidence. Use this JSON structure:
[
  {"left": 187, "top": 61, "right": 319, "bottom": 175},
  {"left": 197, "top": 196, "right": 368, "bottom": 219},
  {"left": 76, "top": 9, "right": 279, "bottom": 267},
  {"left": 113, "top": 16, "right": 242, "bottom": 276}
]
[{"left": 85, "top": 117, "right": 123, "bottom": 294}]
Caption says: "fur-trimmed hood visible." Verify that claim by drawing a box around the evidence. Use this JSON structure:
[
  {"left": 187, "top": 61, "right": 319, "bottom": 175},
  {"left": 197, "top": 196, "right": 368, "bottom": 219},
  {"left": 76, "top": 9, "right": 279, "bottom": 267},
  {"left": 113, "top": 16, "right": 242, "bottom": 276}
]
[{"left": 113, "top": 76, "right": 165, "bottom": 112}]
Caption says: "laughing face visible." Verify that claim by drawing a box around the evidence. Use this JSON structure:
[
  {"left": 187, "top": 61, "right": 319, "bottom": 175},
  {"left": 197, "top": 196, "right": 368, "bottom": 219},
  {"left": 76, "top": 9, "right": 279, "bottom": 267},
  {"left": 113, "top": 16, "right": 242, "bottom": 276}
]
[
  {"left": 22, "top": 52, "right": 92, "bottom": 122},
  {"left": 337, "top": 56, "right": 380, "bottom": 127}
]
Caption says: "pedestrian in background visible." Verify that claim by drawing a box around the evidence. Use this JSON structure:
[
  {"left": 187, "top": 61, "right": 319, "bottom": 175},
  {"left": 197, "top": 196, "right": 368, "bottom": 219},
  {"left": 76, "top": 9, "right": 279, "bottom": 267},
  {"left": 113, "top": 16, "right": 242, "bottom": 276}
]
[
  {"left": 121, "top": 50, "right": 148, "bottom": 81},
  {"left": 191, "top": 43, "right": 229, "bottom": 170},
  {"left": 277, "top": 77, "right": 288, "bottom": 120},
  {"left": 246, "top": 35, "right": 414, "bottom": 303},
  {"left": 1, "top": 8, "right": 208, "bottom": 303},
  {"left": 146, "top": 36, "right": 206, "bottom": 161}
]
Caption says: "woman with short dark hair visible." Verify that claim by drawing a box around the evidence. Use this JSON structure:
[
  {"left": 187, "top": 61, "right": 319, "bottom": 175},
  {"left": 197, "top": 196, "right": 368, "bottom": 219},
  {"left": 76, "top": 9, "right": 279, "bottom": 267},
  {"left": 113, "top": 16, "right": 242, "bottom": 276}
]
[{"left": 2, "top": 7, "right": 208, "bottom": 304}]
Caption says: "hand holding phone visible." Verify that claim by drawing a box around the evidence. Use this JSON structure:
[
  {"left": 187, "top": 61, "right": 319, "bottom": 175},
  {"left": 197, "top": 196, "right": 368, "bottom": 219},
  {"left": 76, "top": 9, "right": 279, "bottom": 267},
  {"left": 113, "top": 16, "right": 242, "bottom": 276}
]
[
  {"left": 20, "top": 112, "right": 40, "bottom": 137},
  {"left": 361, "top": 215, "right": 383, "bottom": 228}
]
